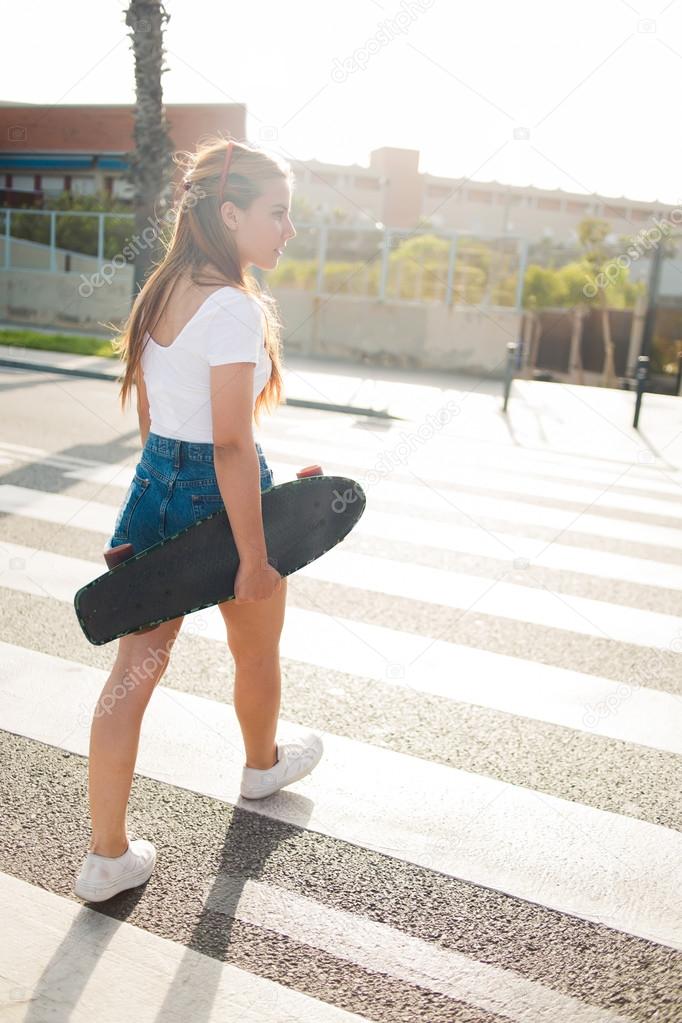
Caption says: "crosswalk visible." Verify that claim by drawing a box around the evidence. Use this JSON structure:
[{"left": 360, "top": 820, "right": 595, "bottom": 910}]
[{"left": 1, "top": 408, "right": 681, "bottom": 1021}]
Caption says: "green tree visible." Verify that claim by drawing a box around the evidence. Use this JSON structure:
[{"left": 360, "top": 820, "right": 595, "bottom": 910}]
[
  {"left": 390, "top": 234, "right": 451, "bottom": 301},
  {"left": 521, "top": 265, "right": 565, "bottom": 373},
  {"left": 577, "top": 218, "right": 623, "bottom": 386}
]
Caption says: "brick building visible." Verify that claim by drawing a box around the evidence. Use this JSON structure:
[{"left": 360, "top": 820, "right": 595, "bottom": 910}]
[
  {"left": 0, "top": 101, "right": 246, "bottom": 203},
  {"left": 0, "top": 101, "right": 676, "bottom": 243}
]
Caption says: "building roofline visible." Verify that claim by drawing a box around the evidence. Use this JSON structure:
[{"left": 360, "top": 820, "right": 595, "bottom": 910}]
[
  {"left": 0, "top": 101, "right": 244, "bottom": 109},
  {"left": 420, "top": 172, "right": 673, "bottom": 209}
]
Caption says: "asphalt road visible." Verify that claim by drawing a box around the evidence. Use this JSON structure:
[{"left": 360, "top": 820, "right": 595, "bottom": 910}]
[{"left": 1, "top": 362, "right": 681, "bottom": 1022}]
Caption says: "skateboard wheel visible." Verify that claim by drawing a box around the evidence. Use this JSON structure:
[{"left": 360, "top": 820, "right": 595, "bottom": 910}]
[
  {"left": 103, "top": 543, "right": 135, "bottom": 570},
  {"left": 296, "top": 464, "right": 323, "bottom": 478}
]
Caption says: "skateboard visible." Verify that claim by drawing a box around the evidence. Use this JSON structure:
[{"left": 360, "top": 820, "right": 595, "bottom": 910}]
[{"left": 74, "top": 465, "right": 365, "bottom": 645}]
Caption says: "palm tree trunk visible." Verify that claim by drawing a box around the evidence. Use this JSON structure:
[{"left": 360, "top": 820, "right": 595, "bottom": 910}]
[{"left": 124, "top": 0, "right": 174, "bottom": 296}]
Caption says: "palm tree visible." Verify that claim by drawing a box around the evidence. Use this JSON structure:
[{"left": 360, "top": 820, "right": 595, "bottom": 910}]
[{"left": 124, "top": 0, "right": 175, "bottom": 294}]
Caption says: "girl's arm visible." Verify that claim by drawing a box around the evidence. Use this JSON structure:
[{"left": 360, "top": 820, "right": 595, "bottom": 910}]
[{"left": 135, "top": 363, "right": 151, "bottom": 448}]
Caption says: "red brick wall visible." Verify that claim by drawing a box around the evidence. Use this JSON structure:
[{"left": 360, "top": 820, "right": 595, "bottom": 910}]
[{"left": 0, "top": 103, "right": 247, "bottom": 183}]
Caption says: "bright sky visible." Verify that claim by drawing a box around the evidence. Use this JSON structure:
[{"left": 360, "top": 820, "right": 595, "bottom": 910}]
[{"left": 3, "top": 0, "right": 681, "bottom": 205}]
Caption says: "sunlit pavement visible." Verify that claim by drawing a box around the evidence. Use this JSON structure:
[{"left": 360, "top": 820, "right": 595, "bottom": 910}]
[{"left": 0, "top": 354, "right": 680, "bottom": 1022}]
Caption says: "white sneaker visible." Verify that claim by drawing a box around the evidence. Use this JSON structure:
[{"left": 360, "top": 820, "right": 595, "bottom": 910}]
[
  {"left": 240, "top": 730, "right": 324, "bottom": 799},
  {"left": 73, "top": 839, "right": 156, "bottom": 902}
]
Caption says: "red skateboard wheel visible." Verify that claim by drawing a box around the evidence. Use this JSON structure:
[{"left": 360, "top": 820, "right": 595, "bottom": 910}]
[
  {"left": 296, "top": 464, "right": 323, "bottom": 478},
  {"left": 103, "top": 543, "right": 135, "bottom": 570}
]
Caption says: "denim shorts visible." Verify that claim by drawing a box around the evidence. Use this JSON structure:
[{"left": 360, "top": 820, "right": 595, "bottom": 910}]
[{"left": 107, "top": 431, "right": 275, "bottom": 553}]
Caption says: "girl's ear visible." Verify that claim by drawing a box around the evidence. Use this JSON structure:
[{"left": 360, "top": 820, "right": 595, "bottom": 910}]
[{"left": 219, "top": 201, "right": 239, "bottom": 231}]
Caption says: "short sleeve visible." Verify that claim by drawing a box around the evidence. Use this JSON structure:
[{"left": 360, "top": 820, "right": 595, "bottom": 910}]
[{"left": 205, "top": 291, "right": 264, "bottom": 367}]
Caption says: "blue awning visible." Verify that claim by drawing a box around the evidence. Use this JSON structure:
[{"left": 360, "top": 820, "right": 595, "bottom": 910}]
[
  {"left": 97, "top": 157, "right": 129, "bottom": 170},
  {"left": 0, "top": 154, "right": 95, "bottom": 170},
  {"left": 0, "top": 154, "right": 129, "bottom": 171}
]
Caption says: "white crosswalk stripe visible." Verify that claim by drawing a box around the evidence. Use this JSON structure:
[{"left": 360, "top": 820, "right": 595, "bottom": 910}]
[
  {"left": 203, "top": 875, "right": 634, "bottom": 1023},
  {"left": 2, "top": 481, "right": 681, "bottom": 590},
  {"left": 2, "top": 641, "right": 680, "bottom": 952},
  {"left": 258, "top": 435, "right": 682, "bottom": 519},
  {"left": 1, "top": 412, "right": 681, "bottom": 1020},
  {"left": 2, "top": 511, "right": 680, "bottom": 651},
  {"left": 1, "top": 539, "right": 680, "bottom": 752},
  {"left": 2, "top": 872, "right": 367, "bottom": 1022},
  {"left": 2, "top": 431, "right": 680, "bottom": 496}
]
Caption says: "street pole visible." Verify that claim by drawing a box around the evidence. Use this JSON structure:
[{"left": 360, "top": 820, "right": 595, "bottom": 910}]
[
  {"left": 503, "top": 341, "right": 518, "bottom": 412},
  {"left": 633, "top": 238, "right": 665, "bottom": 429},
  {"left": 639, "top": 238, "right": 665, "bottom": 361}
]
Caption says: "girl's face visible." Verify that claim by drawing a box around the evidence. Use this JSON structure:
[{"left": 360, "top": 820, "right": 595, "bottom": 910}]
[{"left": 221, "top": 177, "right": 296, "bottom": 272}]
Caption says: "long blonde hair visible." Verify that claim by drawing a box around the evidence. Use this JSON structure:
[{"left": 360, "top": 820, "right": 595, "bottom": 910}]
[{"left": 111, "top": 134, "right": 294, "bottom": 427}]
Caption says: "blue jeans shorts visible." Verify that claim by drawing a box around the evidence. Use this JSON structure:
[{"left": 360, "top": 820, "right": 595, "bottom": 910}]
[{"left": 108, "top": 432, "right": 275, "bottom": 553}]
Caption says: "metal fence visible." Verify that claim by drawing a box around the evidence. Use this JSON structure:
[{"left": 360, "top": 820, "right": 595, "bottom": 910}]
[
  {"left": 0, "top": 207, "right": 528, "bottom": 309},
  {"left": 0, "top": 208, "right": 136, "bottom": 273}
]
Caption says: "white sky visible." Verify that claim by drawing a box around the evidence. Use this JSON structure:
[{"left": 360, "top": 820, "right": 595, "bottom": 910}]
[{"left": 3, "top": 0, "right": 681, "bottom": 205}]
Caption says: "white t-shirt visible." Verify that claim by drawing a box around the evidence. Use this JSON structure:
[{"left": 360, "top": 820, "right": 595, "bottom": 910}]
[{"left": 141, "top": 285, "right": 272, "bottom": 443}]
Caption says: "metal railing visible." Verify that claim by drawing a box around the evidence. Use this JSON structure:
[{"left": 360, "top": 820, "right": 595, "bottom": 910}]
[{"left": 0, "top": 207, "right": 528, "bottom": 309}]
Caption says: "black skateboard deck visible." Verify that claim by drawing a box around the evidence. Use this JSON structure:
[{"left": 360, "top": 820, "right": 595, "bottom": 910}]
[{"left": 74, "top": 469, "right": 365, "bottom": 645}]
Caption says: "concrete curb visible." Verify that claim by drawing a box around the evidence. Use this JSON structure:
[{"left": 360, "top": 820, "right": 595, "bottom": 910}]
[{"left": 0, "top": 353, "right": 404, "bottom": 421}]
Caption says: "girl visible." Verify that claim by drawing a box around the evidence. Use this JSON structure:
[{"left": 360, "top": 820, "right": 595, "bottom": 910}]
[{"left": 74, "top": 136, "right": 324, "bottom": 903}]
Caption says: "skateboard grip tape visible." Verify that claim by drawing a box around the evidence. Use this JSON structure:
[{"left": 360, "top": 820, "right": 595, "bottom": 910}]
[{"left": 101, "top": 543, "right": 171, "bottom": 636}]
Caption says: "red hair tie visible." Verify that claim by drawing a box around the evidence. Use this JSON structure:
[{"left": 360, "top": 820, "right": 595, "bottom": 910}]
[{"left": 217, "top": 140, "right": 235, "bottom": 206}]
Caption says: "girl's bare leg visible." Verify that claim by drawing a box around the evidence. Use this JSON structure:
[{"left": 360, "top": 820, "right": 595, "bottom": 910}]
[
  {"left": 87, "top": 617, "right": 184, "bottom": 856},
  {"left": 218, "top": 577, "right": 288, "bottom": 770}
]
